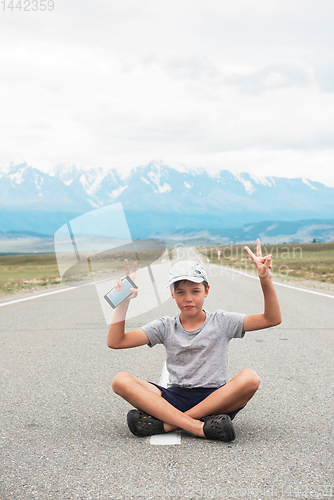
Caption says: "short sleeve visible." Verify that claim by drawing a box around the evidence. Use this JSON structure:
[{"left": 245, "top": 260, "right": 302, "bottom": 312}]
[
  {"left": 227, "top": 311, "right": 246, "bottom": 339},
  {"left": 141, "top": 317, "right": 167, "bottom": 348},
  {"left": 215, "top": 310, "right": 246, "bottom": 340}
]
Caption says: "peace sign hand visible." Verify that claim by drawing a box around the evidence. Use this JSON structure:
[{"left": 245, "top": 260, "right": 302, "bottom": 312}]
[
  {"left": 244, "top": 239, "right": 272, "bottom": 281},
  {"left": 114, "top": 259, "right": 138, "bottom": 300}
]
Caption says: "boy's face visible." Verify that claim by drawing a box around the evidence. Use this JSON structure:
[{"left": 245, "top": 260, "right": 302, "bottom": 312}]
[{"left": 171, "top": 280, "right": 209, "bottom": 317}]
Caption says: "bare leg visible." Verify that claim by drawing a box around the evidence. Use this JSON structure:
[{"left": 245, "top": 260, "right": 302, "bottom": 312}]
[
  {"left": 164, "top": 369, "right": 260, "bottom": 432},
  {"left": 112, "top": 372, "right": 205, "bottom": 437}
]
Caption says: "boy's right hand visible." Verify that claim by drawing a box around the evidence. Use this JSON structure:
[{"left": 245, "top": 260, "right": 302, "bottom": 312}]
[{"left": 115, "top": 259, "right": 138, "bottom": 300}]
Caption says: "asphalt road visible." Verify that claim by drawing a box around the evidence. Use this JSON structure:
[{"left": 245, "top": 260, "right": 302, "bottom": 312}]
[{"left": 0, "top": 249, "right": 333, "bottom": 500}]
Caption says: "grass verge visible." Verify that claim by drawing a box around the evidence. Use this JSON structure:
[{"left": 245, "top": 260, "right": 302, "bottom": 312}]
[
  {"left": 197, "top": 241, "right": 334, "bottom": 284},
  {"left": 0, "top": 245, "right": 170, "bottom": 296},
  {"left": 2, "top": 242, "right": 333, "bottom": 297},
  {"left": 0, "top": 253, "right": 61, "bottom": 296}
]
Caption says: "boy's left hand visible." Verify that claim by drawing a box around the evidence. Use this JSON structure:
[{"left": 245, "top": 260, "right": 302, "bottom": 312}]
[{"left": 244, "top": 239, "right": 272, "bottom": 281}]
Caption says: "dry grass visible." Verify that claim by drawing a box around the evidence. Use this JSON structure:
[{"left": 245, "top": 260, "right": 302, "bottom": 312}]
[
  {"left": 197, "top": 241, "right": 334, "bottom": 284},
  {"left": 2, "top": 241, "right": 333, "bottom": 297},
  {"left": 0, "top": 243, "right": 168, "bottom": 295},
  {"left": 0, "top": 253, "right": 61, "bottom": 295}
]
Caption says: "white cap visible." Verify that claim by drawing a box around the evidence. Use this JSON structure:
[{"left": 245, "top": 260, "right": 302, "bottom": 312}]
[{"left": 168, "top": 260, "right": 209, "bottom": 287}]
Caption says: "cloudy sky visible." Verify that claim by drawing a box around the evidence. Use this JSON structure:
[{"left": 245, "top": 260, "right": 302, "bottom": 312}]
[{"left": 1, "top": 0, "right": 334, "bottom": 185}]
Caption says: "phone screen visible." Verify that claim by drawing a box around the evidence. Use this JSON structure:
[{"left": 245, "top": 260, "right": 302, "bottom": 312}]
[{"left": 104, "top": 276, "right": 137, "bottom": 309}]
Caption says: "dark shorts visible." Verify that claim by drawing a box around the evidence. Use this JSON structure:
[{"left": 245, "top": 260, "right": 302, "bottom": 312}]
[{"left": 149, "top": 382, "right": 245, "bottom": 421}]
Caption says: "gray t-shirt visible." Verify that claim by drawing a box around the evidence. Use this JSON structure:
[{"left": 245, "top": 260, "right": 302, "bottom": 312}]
[{"left": 141, "top": 309, "right": 246, "bottom": 389}]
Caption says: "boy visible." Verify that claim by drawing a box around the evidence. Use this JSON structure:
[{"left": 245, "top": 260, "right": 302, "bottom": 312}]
[{"left": 108, "top": 240, "right": 281, "bottom": 442}]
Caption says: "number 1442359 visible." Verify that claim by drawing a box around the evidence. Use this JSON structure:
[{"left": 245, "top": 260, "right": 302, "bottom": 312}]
[{"left": 2, "top": 0, "right": 54, "bottom": 11}]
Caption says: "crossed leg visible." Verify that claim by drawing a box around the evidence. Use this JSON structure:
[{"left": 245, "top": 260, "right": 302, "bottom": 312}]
[{"left": 112, "top": 369, "right": 260, "bottom": 437}]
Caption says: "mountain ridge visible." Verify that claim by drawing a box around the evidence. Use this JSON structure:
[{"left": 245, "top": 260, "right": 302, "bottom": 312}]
[{"left": 1, "top": 161, "right": 334, "bottom": 242}]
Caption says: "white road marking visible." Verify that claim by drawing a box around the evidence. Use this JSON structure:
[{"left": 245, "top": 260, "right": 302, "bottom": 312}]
[
  {"left": 272, "top": 280, "right": 334, "bottom": 298},
  {"left": 150, "top": 362, "right": 181, "bottom": 446},
  {"left": 0, "top": 276, "right": 113, "bottom": 308},
  {"left": 210, "top": 264, "right": 334, "bottom": 299},
  {"left": 192, "top": 246, "right": 334, "bottom": 299},
  {"left": 0, "top": 285, "right": 79, "bottom": 307},
  {"left": 159, "top": 360, "right": 170, "bottom": 387},
  {"left": 2, "top": 248, "right": 332, "bottom": 308}
]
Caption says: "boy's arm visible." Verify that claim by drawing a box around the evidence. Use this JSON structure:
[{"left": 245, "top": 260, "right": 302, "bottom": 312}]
[
  {"left": 242, "top": 239, "right": 282, "bottom": 332},
  {"left": 107, "top": 260, "right": 150, "bottom": 349}
]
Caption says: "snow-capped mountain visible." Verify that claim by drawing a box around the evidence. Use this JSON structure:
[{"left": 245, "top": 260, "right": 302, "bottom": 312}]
[
  {"left": 1, "top": 161, "right": 334, "bottom": 240},
  {"left": 49, "top": 164, "right": 124, "bottom": 206},
  {"left": 0, "top": 163, "right": 92, "bottom": 211}
]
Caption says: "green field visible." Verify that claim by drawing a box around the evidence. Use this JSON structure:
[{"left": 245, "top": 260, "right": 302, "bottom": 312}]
[{"left": 197, "top": 241, "right": 334, "bottom": 284}]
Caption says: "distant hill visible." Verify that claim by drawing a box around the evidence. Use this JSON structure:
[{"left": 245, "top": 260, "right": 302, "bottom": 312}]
[{"left": 0, "top": 161, "right": 333, "bottom": 244}]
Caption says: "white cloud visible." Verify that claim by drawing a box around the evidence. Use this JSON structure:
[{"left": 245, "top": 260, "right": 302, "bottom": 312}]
[
  {"left": 0, "top": 0, "right": 334, "bottom": 187},
  {"left": 224, "top": 65, "right": 310, "bottom": 95}
]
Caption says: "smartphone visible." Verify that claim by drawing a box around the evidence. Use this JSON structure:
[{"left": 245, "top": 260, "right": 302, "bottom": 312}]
[{"left": 104, "top": 276, "right": 138, "bottom": 309}]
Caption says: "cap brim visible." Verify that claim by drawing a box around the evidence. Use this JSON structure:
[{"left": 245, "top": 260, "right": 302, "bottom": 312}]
[{"left": 167, "top": 276, "right": 205, "bottom": 287}]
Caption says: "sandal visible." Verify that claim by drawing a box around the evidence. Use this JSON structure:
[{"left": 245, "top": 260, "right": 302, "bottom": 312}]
[
  {"left": 127, "top": 409, "right": 166, "bottom": 437},
  {"left": 201, "top": 414, "right": 236, "bottom": 442}
]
